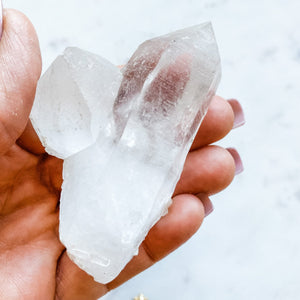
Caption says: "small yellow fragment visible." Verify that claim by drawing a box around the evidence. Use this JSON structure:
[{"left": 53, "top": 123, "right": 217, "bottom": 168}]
[{"left": 134, "top": 293, "right": 148, "bottom": 300}]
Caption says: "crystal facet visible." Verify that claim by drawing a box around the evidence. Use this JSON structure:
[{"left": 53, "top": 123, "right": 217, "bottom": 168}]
[{"left": 30, "top": 23, "right": 221, "bottom": 284}]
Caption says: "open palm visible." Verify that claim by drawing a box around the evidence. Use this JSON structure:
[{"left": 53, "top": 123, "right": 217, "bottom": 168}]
[{"left": 0, "top": 9, "right": 241, "bottom": 300}]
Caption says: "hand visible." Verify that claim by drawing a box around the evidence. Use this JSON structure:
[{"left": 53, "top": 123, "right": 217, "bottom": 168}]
[{"left": 0, "top": 9, "right": 244, "bottom": 300}]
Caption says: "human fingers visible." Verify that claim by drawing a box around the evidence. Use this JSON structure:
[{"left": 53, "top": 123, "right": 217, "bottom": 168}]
[
  {"left": 0, "top": 8, "right": 41, "bottom": 155},
  {"left": 174, "top": 145, "right": 239, "bottom": 196},
  {"left": 55, "top": 194, "right": 205, "bottom": 299},
  {"left": 191, "top": 96, "right": 244, "bottom": 150}
]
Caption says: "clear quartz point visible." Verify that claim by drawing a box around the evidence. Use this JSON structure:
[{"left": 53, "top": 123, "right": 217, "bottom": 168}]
[
  {"left": 30, "top": 22, "right": 221, "bottom": 284},
  {"left": 31, "top": 47, "right": 122, "bottom": 159}
]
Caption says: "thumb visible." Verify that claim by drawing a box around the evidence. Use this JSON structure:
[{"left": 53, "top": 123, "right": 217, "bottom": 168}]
[{"left": 0, "top": 7, "right": 42, "bottom": 155}]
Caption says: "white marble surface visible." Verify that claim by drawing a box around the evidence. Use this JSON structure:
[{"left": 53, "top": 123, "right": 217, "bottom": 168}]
[{"left": 4, "top": 0, "right": 300, "bottom": 299}]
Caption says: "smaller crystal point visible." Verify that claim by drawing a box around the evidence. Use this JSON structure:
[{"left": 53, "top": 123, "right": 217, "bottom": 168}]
[{"left": 30, "top": 47, "right": 122, "bottom": 159}]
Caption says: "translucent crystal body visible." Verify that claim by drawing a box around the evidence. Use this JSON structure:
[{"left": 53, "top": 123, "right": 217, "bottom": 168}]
[{"left": 30, "top": 23, "right": 221, "bottom": 284}]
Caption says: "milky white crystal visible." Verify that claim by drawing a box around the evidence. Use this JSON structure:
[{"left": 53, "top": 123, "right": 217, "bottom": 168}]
[
  {"left": 31, "top": 47, "right": 122, "bottom": 159},
  {"left": 30, "top": 22, "right": 221, "bottom": 284}
]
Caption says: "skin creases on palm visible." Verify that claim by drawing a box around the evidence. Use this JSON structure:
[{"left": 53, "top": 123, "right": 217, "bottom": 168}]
[{"left": 0, "top": 145, "right": 63, "bottom": 298}]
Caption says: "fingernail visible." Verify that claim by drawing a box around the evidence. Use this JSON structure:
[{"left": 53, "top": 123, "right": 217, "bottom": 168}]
[
  {"left": 0, "top": 0, "right": 3, "bottom": 40},
  {"left": 228, "top": 99, "right": 245, "bottom": 129},
  {"left": 227, "top": 147, "right": 244, "bottom": 175},
  {"left": 197, "top": 194, "right": 214, "bottom": 217}
]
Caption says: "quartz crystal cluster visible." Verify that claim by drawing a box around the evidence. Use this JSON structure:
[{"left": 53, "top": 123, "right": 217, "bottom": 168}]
[{"left": 30, "top": 23, "right": 221, "bottom": 284}]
